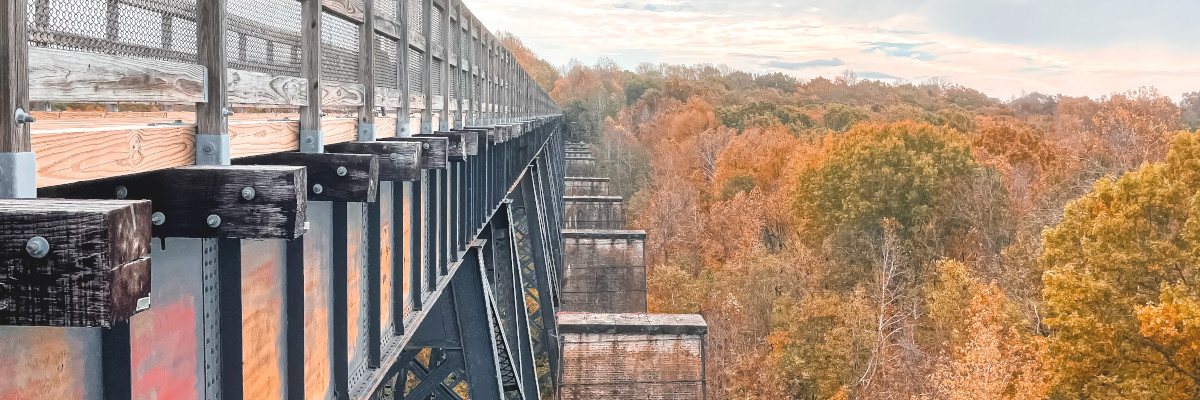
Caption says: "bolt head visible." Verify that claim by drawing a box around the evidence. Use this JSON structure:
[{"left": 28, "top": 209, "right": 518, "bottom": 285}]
[
  {"left": 422, "top": 143, "right": 431, "bottom": 150},
  {"left": 206, "top": 214, "right": 221, "bottom": 228},
  {"left": 389, "top": 154, "right": 401, "bottom": 162},
  {"left": 203, "top": 143, "right": 216, "bottom": 154},
  {"left": 25, "top": 236, "right": 48, "bottom": 258},
  {"left": 115, "top": 185, "right": 128, "bottom": 199},
  {"left": 312, "top": 184, "right": 324, "bottom": 194},
  {"left": 305, "top": 137, "right": 315, "bottom": 145},
  {"left": 336, "top": 166, "right": 348, "bottom": 176},
  {"left": 151, "top": 212, "right": 166, "bottom": 226},
  {"left": 240, "top": 186, "right": 256, "bottom": 200}
]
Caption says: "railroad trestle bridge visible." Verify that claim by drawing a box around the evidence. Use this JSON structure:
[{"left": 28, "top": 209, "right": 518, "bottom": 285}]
[{"left": 0, "top": 0, "right": 565, "bottom": 399}]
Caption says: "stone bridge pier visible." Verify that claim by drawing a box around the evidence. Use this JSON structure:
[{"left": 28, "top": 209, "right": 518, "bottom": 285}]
[{"left": 556, "top": 142, "right": 708, "bottom": 399}]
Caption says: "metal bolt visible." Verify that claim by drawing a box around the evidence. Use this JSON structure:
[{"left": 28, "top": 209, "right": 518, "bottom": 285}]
[
  {"left": 312, "top": 184, "right": 324, "bottom": 194},
  {"left": 304, "top": 136, "right": 315, "bottom": 145},
  {"left": 206, "top": 214, "right": 221, "bottom": 228},
  {"left": 151, "top": 212, "right": 166, "bottom": 226},
  {"left": 203, "top": 142, "right": 216, "bottom": 154},
  {"left": 422, "top": 143, "right": 430, "bottom": 150},
  {"left": 221, "top": 108, "right": 234, "bottom": 117},
  {"left": 336, "top": 166, "right": 348, "bottom": 176},
  {"left": 25, "top": 237, "right": 48, "bottom": 258},
  {"left": 389, "top": 153, "right": 401, "bottom": 162},
  {"left": 114, "top": 185, "right": 128, "bottom": 199},
  {"left": 241, "top": 186, "right": 256, "bottom": 200},
  {"left": 14, "top": 108, "right": 35, "bottom": 124}
]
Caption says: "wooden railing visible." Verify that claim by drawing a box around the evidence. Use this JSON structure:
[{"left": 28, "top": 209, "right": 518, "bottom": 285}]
[{"left": 0, "top": 0, "right": 564, "bottom": 399}]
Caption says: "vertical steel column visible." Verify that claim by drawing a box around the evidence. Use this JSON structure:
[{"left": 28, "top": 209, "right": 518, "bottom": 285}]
[
  {"left": 453, "top": 246, "right": 505, "bottom": 399},
  {"left": 332, "top": 202, "right": 350, "bottom": 398}
]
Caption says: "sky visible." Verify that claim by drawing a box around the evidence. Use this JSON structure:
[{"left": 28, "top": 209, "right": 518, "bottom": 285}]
[{"left": 466, "top": 0, "right": 1200, "bottom": 101}]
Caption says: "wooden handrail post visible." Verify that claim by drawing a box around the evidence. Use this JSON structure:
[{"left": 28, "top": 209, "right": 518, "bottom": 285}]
[
  {"left": 421, "top": 0, "right": 433, "bottom": 134},
  {"left": 359, "top": 0, "right": 377, "bottom": 141},
  {"left": 195, "top": 0, "right": 229, "bottom": 166},
  {"left": 300, "top": 0, "right": 324, "bottom": 153},
  {"left": 0, "top": 0, "right": 34, "bottom": 198}
]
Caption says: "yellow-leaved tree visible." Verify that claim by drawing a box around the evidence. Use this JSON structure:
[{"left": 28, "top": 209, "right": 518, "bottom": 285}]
[{"left": 1043, "top": 130, "right": 1200, "bottom": 398}]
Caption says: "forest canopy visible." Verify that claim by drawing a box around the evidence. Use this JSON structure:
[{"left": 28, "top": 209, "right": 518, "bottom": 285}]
[{"left": 505, "top": 35, "right": 1200, "bottom": 399}]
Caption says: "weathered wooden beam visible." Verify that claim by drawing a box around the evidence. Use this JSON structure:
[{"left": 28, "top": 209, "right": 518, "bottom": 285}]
[
  {"left": 321, "top": 82, "right": 368, "bottom": 107},
  {"left": 227, "top": 68, "right": 307, "bottom": 106},
  {"left": 358, "top": 0, "right": 376, "bottom": 141},
  {"left": 40, "top": 166, "right": 308, "bottom": 239},
  {"left": 454, "top": 128, "right": 483, "bottom": 155},
  {"left": 300, "top": 0, "right": 323, "bottom": 151},
  {"left": 195, "top": 0, "right": 229, "bottom": 140},
  {"left": 29, "top": 47, "right": 207, "bottom": 103},
  {"left": 0, "top": 198, "right": 152, "bottom": 327},
  {"left": 234, "top": 152, "right": 380, "bottom": 203},
  {"left": 323, "top": 0, "right": 365, "bottom": 22},
  {"left": 376, "top": 86, "right": 403, "bottom": 108},
  {"left": 326, "top": 141, "right": 422, "bottom": 181},
  {"left": 379, "top": 136, "right": 448, "bottom": 169},
  {"left": 0, "top": 0, "right": 30, "bottom": 154},
  {"left": 424, "top": 131, "right": 466, "bottom": 161}
]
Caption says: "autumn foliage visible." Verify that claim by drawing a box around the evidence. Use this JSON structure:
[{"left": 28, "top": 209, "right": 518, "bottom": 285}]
[{"left": 504, "top": 37, "right": 1200, "bottom": 398}]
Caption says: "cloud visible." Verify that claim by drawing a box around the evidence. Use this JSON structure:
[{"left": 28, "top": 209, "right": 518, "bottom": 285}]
[
  {"left": 612, "top": 1, "right": 696, "bottom": 12},
  {"left": 863, "top": 42, "right": 937, "bottom": 61},
  {"left": 467, "top": 0, "right": 1200, "bottom": 100},
  {"left": 765, "top": 58, "right": 845, "bottom": 70},
  {"left": 857, "top": 71, "right": 903, "bottom": 81}
]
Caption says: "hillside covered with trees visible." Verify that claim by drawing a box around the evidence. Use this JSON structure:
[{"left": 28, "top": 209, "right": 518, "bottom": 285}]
[{"left": 501, "top": 35, "right": 1200, "bottom": 399}]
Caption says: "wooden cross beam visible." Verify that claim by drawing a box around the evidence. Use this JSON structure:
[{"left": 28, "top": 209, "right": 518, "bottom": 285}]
[
  {"left": 326, "top": 141, "right": 423, "bottom": 181},
  {"left": 0, "top": 198, "right": 152, "bottom": 327},
  {"left": 381, "top": 136, "right": 450, "bottom": 169},
  {"left": 39, "top": 165, "right": 308, "bottom": 239},
  {"left": 234, "top": 152, "right": 381, "bottom": 203}
]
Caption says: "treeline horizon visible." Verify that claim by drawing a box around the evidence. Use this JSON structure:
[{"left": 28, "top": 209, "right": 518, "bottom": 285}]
[{"left": 502, "top": 33, "right": 1200, "bottom": 400}]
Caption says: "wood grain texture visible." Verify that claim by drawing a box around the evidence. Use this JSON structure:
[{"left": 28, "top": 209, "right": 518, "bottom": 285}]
[
  {"left": 323, "top": 117, "right": 358, "bottom": 144},
  {"left": 376, "top": 86, "right": 402, "bottom": 108},
  {"left": 31, "top": 124, "right": 196, "bottom": 187},
  {"left": 300, "top": 0, "right": 323, "bottom": 135},
  {"left": 234, "top": 152, "right": 379, "bottom": 203},
  {"left": 325, "top": 141, "right": 421, "bottom": 182},
  {"left": 456, "top": 128, "right": 483, "bottom": 155},
  {"left": 408, "top": 32, "right": 426, "bottom": 53},
  {"left": 0, "top": 198, "right": 151, "bottom": 327},
  {"left": 323, "top": 0, "right": 365, "bottom": 22},
  {"left": 423, "top": 131, "right": 465, "bottom": 161},
  {"left": 383, "top": 136, "right": 447, "bottom": 169},
  {"left": 29, "top": 47, "right": 206, "bottom": 104},
  {"left": 374, "top": 17, "right": 400, "bottom": 39},
  {"left": 195, "top": 0, "right": 228, "bottom": 136},
  {"left": 227, "top": 69, "right": 308, "bottom": 106},
  {"left": 0, "top": 0, "right": 30, "bottom": 152},
  {"left": 375, "top": 117, "right": 397, "bottom": 138},
  {"left": 40, "top": 166, "right": 308, "bottom": 239},
  {"left": 321, "top": 82, "right": 367, "bottom": 107},
  {"left": 358, "top": 0, "right": 376, "bottom": 127},
  {"left": 229, "top": 120, "right": 301, "bottom": 158}
]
